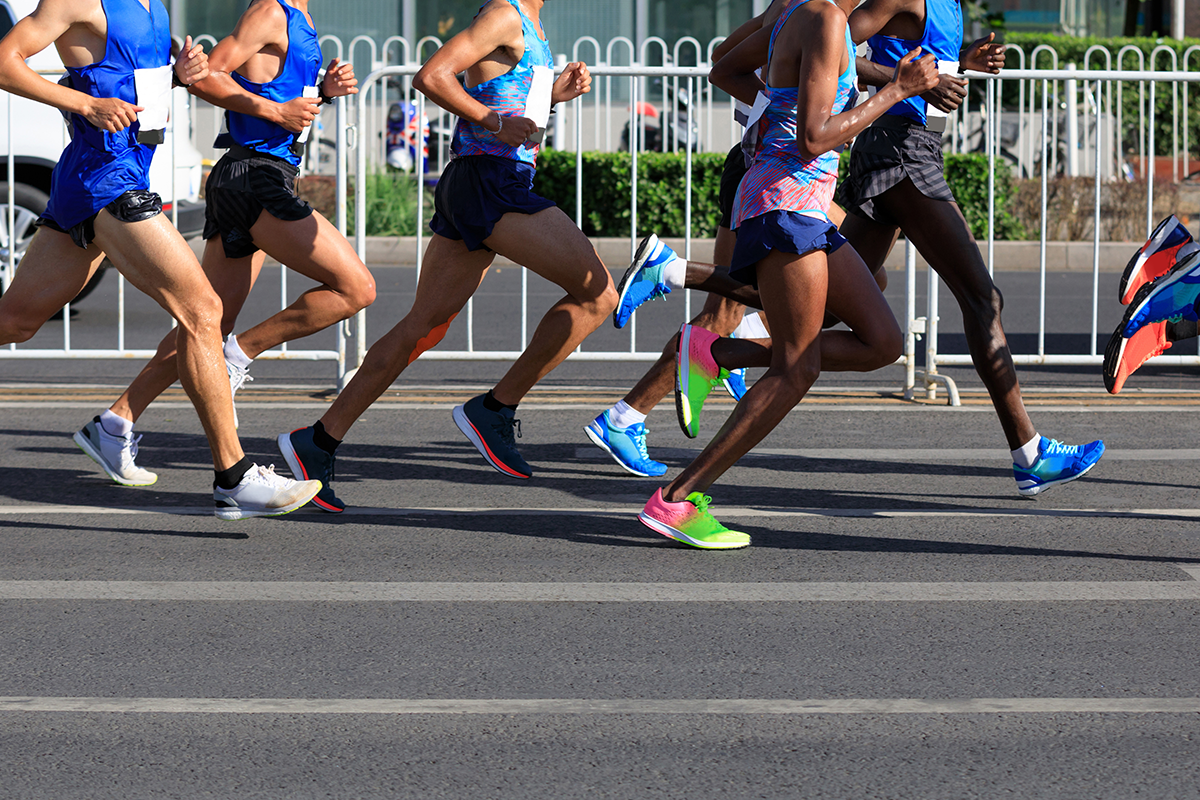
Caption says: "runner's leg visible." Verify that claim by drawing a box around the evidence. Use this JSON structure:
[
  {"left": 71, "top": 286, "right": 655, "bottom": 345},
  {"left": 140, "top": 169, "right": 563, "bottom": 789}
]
[{"left": 0, "top": 228, "right": 104, "bottom": 344}]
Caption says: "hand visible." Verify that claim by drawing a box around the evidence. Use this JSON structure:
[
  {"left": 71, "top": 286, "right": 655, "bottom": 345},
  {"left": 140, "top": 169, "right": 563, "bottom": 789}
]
[
  {"left": 275, "top": 95, "right": 321, "bottom": 133},
  {"left": 920, "top": 72, "right": 968, "bottom": 113},
  {"left": 961, "top": 32, "right": 1005, "bottom": 74},
  {"left": 891, "top": 47, "right": 939, "bottom": 100},
  {"left": 487, "top": 113, "right": 539, "bottom": 147},
  {"left": 82, "top": 97, "right": 143, "bottom": 132},
  {"left": 321, "top": 57, "right": 358, "bottom": 98},
  {"left": 174, "top": 36, "right": 209, "bottom": 86},
  {"left": 551, "top": 61, "right": 591, "bottom": 104}
]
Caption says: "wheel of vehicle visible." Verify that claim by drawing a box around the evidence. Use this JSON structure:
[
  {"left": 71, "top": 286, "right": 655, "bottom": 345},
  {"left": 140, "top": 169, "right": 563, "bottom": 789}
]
[{"left": 0, "top": 180, "right": 107, "bottom": 304}]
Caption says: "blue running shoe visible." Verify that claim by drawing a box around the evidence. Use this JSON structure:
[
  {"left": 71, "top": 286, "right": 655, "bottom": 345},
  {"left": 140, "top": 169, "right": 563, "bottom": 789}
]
[
  {"left": 1118, "top": 215, "right": 1194, "bottom": 305},
  {"left": 278, "top": 426, "right": 345, "bottom": 512},
  {"left": 1013, "top": 437, "right": 1105, "bottom": 497},
  {"left": 583, "top": 410, "right": 668, "bottom": 477},
  {"left": 722, "top": 369, "right": 748, "bottom": 401},
  {"left": 1121, "top": 248, "right": 1200, "bottom": 339},
  {"left": 453, "top": 394, "right": 532, "bottom": 479},
  {"left": 613, "top": 234, "right": 680, "bottom": 328}
]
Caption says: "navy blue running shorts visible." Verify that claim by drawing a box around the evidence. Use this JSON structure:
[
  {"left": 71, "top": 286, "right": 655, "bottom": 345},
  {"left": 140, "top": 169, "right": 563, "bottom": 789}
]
[
  {"left": 729, "top": 210, "right": 847, "bottom": 288},
  {"left": 37, "top": 189, "right": 163, "bottom": 250},
  {"left": 430, "top": 154, "right": 556, "bottom": 252}
]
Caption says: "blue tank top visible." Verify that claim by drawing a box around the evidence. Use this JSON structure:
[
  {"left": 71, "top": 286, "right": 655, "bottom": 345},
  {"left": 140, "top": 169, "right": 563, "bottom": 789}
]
[
  {"left": 732, "top": 0, "right": 857, "bottom": 228},
  {"left": 866, "top": 0, "right": 962, "bottom": 125},
  {"left": 450, "top": 0, "right": 554, "bottom": 167},
  {"left": 225, "top": 0, "right": 322, "bottom": 165},
  {"left": 43, "top": 0, "right": 170, "bottom": 230}
]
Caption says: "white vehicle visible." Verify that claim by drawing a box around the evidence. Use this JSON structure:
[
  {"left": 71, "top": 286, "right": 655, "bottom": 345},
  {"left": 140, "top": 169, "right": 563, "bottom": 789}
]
[{"left": 0, "top": 0, "right": 206, "bottom": 303}]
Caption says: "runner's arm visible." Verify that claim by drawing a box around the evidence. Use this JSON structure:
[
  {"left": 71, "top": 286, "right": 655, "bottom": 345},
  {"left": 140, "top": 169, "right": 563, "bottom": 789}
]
[
  {"left": 412, "top": 0, "right": 537, "bottom": 147},
  {"left": 0, "top": 0, "right": 142, "bottom": 131},
  {"left": 794, "top": 10, "right": 936, "bottom": 160},
  {"left": 186, "top": 0, "right": 318, "bottom": 133},
  {"left": 709, "top": 27, "right": 770, "bottom": 105}
]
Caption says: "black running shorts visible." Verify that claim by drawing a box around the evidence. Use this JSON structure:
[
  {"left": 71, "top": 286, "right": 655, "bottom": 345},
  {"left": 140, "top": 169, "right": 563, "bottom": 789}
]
[
  {"left": 717, "top": 143, "right": 748, "bottom": 231},
  {"left": 37, "top": 189, "right": 163, "bottom": 250},
  {"left": 203, "top": 145, "right": 314, "bottom": 259},
  {"left": 838, "top": 116, "right": 956, "bottom": 227}
]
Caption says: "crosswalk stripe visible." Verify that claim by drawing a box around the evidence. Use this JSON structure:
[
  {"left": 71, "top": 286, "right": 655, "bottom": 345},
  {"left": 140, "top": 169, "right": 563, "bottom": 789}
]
[
  {"left": 3, "top": 697, "right": 1199, "bottom": 714},
  {"left": 2, "top": 572, "right": 1198, "bottom": 602}
]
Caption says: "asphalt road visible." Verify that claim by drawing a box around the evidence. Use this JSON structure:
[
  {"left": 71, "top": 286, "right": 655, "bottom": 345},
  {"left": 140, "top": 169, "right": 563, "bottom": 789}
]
[{"left": 2, "top": 262, "right": 1200, "bottom": 798}]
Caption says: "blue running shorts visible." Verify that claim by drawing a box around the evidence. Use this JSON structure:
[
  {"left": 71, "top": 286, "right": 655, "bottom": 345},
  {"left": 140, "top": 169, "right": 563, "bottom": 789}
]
[
  {"left": 729, "top": 210, "right": 847, "bottom": 288},
  {"left": 430, "top": 154, "right": 556, "bottom": 252}
]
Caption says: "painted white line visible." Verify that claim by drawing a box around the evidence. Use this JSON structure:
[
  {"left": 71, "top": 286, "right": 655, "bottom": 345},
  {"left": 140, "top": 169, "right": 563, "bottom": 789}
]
[
  {"left": 2, "top": 574, "right": 1198, "bottom": 602},
  {"left": 4, "top": 402, "right": 1199, "bottom": 413},
  {"left": 3, "top": 505, "right": 1200, "bottom": 520},
  {"left": 2, "top": 696, "right": 1199, "bottom": 715},
  {"left": 578, "top": 447, "right": 1200, "bottom": 461}
]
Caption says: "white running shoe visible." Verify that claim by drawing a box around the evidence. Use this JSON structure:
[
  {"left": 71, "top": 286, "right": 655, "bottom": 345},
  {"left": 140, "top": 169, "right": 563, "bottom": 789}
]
[
  {"left": 227, "top": 359, "right": 252, "bottom": 430},
  {"left": 213, "top": 463, "right": 321, "bottom": 520},
  {"left": 73, "top": 416, "right": 158, "bottom": 487}
]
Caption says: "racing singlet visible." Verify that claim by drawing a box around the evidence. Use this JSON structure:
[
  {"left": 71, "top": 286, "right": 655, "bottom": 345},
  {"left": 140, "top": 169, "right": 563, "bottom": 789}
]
[
  {"left": 225, "top": 0, "right": 322, "bottom": 166},
  {"left": 43, "top": 0, "right": 170, "bottom": 230},
  {"left": 450, "top": 0, "right": 554, "bottom": 167},
  {"left": 732, "top": 0, "right": 857, "bottom": 228},
  {"left": 866, "top": 0, "right": 962, "bottom": 125}
]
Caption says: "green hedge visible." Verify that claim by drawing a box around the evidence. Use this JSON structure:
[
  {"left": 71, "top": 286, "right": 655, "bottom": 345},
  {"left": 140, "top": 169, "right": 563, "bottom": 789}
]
[
  {"left": 534, "top": 150, "right": 1020, "bottom": 241},
  {"left": 1000, "top": 33, "right": 1200, "bottom": 158}
]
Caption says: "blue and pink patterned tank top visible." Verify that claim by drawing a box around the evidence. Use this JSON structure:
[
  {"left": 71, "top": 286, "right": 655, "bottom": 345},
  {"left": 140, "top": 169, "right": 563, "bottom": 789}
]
[
  {"left": 226, "top": 0, "right": 322, "bottom": 166},
  {"left": 450, "top": 0, "right": 554, "bottom": 167},
  {"left": 732, "top": 0, "right": 857, "bottom": 228}
]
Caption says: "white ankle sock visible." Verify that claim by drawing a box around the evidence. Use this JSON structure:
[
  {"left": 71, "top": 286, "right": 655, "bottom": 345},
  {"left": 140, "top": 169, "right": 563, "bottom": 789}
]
[
  {"left": 609, "top": 400, "right": 647, "bottom": 429},
  {"left": 99, "top": 409, "right": 133, "bottom": 438},
  {"left": 1011, "top": 433, "right": 1042, "bottom": 468},
  {"left": 662, "top": 255, "right": 686, "bottom": 291},
  {"left": 223, "top": 334, "right": 253, "bottom": 369},
  {"left": 732, "top": 311, "right": 769, "bottom": 340}
]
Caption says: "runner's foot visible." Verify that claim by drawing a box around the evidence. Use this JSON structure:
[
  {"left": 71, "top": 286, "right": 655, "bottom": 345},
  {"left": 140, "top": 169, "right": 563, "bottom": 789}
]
[
  {"left": 675, "top": 324, "right": 726, "bottom": 439},
  {"left": 613, "top": 234, "right": 681, "bottom": 328},
  {"left": 638, "top": 488, "right": 750, "bottom": 549},
  {"left": 453, "top": 394, "right": 532, "bottom": 478},
  {"left": 1120, "top": 249, "right": 1200, "bottom": 339},
  {"left": 1012, "top": 437, "right": 1105, "bottom": 497},
  {"left": 213, "top": 463, "right": 321, "bottom": 520},
  {"left": 584, "top": 410, "right": 668, "bottom": 477},
  {"left": 1119, "top": 215, "right": 1195, "bottom": 305},
  {"left": 73, "top": 416, "right": 158, "bottom": 487},
  {"left": 278, "top": 426, "right": 345, "bottom": 512}
]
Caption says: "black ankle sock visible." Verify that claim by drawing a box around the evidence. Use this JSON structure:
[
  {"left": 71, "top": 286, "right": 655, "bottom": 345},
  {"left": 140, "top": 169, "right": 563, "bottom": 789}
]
[
  {"left": 312, "top": 420, "right": 341, "bottom": 454},
  {"left": 482, "top": 390, "right": 518, "bottom": 413},
  {"left": 214, "top": 456, "right": 252, "bottom": 490}
]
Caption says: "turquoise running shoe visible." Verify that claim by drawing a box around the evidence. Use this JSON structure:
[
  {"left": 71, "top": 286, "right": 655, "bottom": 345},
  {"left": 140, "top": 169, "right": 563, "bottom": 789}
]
[
  {"left": 722, "top": 368, "right": 748, "bottom": 401},
  {"left": 613, "top": 234, "right": 680, "bottom": 328},
  {"left": 1121, "top": 248, "right": 1200, "bottom": 339},
  {"left": 1013, "top": 437, "right": 1105, "bottom": 497},
  {"left": 583, "top": 410, "right": 668, "bottom": 477}
]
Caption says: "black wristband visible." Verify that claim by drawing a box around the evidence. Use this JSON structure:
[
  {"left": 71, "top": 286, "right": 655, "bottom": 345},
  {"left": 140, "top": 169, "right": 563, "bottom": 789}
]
[
  {"left": 171, "top": 66, "right": 185, "bottom": 88},
  {"left": 318, "top": 84, "right": 333, "bottom": 105}
]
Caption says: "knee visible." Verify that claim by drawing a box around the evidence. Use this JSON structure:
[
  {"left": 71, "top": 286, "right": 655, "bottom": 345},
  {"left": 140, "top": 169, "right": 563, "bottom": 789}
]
[
  {"left": 176, "top": 289, "right": 224, "bottom": 336},
  {"left": 778, "top": 358, "right": 820, "bottom": 402},
  {"left": 0, "top": 313, "right": 40, "bottom": 344},
  {"left": 871, "top": 321, "right": 904, "bottom": 369},
  {"left": 591, "top": 275, "right": 619, "bottom": 318},
  {"left": 399, "top": 312, "right": 456, "bottom": 365},
  {"left": 961, "top": 283, "right": 1004, "bottom": 324},
  {"left": 345, "top": 270, "right": 377, "bottom": 315}
]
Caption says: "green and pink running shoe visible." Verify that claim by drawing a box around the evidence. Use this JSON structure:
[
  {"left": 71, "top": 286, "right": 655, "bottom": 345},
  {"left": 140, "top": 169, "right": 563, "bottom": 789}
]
[
  {"left": 639, "top": 488, "right": 750, "bottom": 549},
  {"left": 676, "top": 323, "right": 729, "bottom": 439}
]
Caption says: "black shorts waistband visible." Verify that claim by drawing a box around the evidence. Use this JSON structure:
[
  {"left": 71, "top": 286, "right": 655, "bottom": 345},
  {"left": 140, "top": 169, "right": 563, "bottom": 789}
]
[{"left": 871, "top": 114, "right": 946, "bottom": 137}]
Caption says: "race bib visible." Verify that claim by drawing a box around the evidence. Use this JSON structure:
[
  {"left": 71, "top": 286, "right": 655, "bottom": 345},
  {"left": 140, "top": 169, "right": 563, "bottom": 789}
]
[
  {"left": 134, "top": 65, "right": 172, "bottom": 132},
  {"left": 738, "top": 90, "right": 769, "bottom": 167},
  {"left": 295, "top": 86, "right": 321, "bottom": 144},
  {"left": 523, "top": 65, "right": 553, "bottom": 139},
  {"left": 925, "top": 60, "right": 959, "bottom": 120}
]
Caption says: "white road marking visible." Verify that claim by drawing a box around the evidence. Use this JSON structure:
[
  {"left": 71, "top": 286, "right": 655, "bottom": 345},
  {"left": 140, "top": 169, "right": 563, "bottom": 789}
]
[
  {"left": 2, "top": 504, "right": 1200, "bottom": 520},
  {"left": 2, "top": 571, "right": 1198, "bottom": 602},
  {"left": 578, "top": 447, "right": 1200, "bottom": 461},
  {"left": 3, "top": 696, "right": 1199, "bottom": 714},
  {"left": 4, "top": 402, "right": 1200, "bottom": 413}
]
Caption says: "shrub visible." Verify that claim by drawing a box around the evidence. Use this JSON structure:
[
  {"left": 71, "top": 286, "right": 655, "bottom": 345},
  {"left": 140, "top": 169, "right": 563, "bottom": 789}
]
[{"left": 347, "top": 172, "right": 435, "bottom": 237}]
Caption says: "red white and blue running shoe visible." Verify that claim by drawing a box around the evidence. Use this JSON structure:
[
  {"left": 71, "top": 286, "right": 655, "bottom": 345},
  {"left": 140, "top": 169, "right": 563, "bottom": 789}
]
[{"left": 1118, "top": 215, "right": 1195, "bottom": 305}]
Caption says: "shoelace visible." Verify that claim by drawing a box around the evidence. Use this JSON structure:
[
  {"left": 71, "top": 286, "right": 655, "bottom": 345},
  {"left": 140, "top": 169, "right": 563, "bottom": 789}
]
[
  {"left": 690, "top": 494, "right": 715, "bottom": 516},
  {"left": 244, "top": 463, "right": 285, "bottom": 487},
  {"left": 493, "top": 417, "right": 521, "bottom": 447},
  {"left": 119, "top": 432, "right": 143, "bottom": 469},
  {"left": 229, "top": 368, "right": 253, "bottom": 393},
  {"left": 629, "top": 425, "right": 652, "bottom": 459},
  {"left": 1041, "top": 439, "right": 1081, "bottom": 458}
]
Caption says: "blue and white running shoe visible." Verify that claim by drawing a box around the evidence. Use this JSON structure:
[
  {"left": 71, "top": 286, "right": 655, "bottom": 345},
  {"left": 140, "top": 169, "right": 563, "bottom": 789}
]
[
  {"left": 613, "top": 234, "right": 680, "bottom": 329},
  {"left": 1121, "top": 248, "right": 1200, "bottom": 339},
  {"left": 1013, "top": 437, "right": 1105, "bottom": 497},
  {"left": 721, "top": 368, "right": 747, "bottom": 401},
  {"left": 584, "top": 410, "right": 668, "bottom": 477}
]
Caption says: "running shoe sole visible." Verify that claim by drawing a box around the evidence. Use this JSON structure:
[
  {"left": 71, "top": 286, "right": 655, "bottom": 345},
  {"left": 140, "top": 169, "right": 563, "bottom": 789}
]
[
  {"left": 613, "top": 234, "right": 660, "bottom": 329},
  {"left": 1119, "top": 216, "right": 1192, "bottom": 305},
  {"left": 214, "top": 481, "right": 322, "bottom": 520},
  {"left": 583, "top": 423, "right": 658, "bottom": 478},
  {"left": 72, "top": 429, "right": 157, "bottom": 487},
  {"left": 675, "top": 325, "right": 707, "bottom": 439},
  {"left": 637, "top": 511, "right": 751, "bottom": 550},
  {"left": 1101, "top": 324, "right": 1129, "bottom": 394},
  {"left": 1017, "top": 459, "right": 1100, "bottom": 497},
  {"left": 452, "top": 404, "right": 531, "bottom": 479},
  {"left": 1120, "top": 253, "right": 1200, "bottom": 338},
  {"left": 277, "top": 433, "right": 344, "bottom": 513}
]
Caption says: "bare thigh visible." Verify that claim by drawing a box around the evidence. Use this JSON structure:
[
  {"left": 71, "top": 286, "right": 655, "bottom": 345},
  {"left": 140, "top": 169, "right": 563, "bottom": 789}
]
[
  {"left": 250, "top": 209, "right": 372, "bottom": 292},
  {"left": 0, "top": 227, "right": 104, "bottom": 330},
  {"left": 200, "top": 237, "right": 266, "bottom": 330},
  {"left": 485, "top": 207, "right": 613, "bottom": 303}
]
